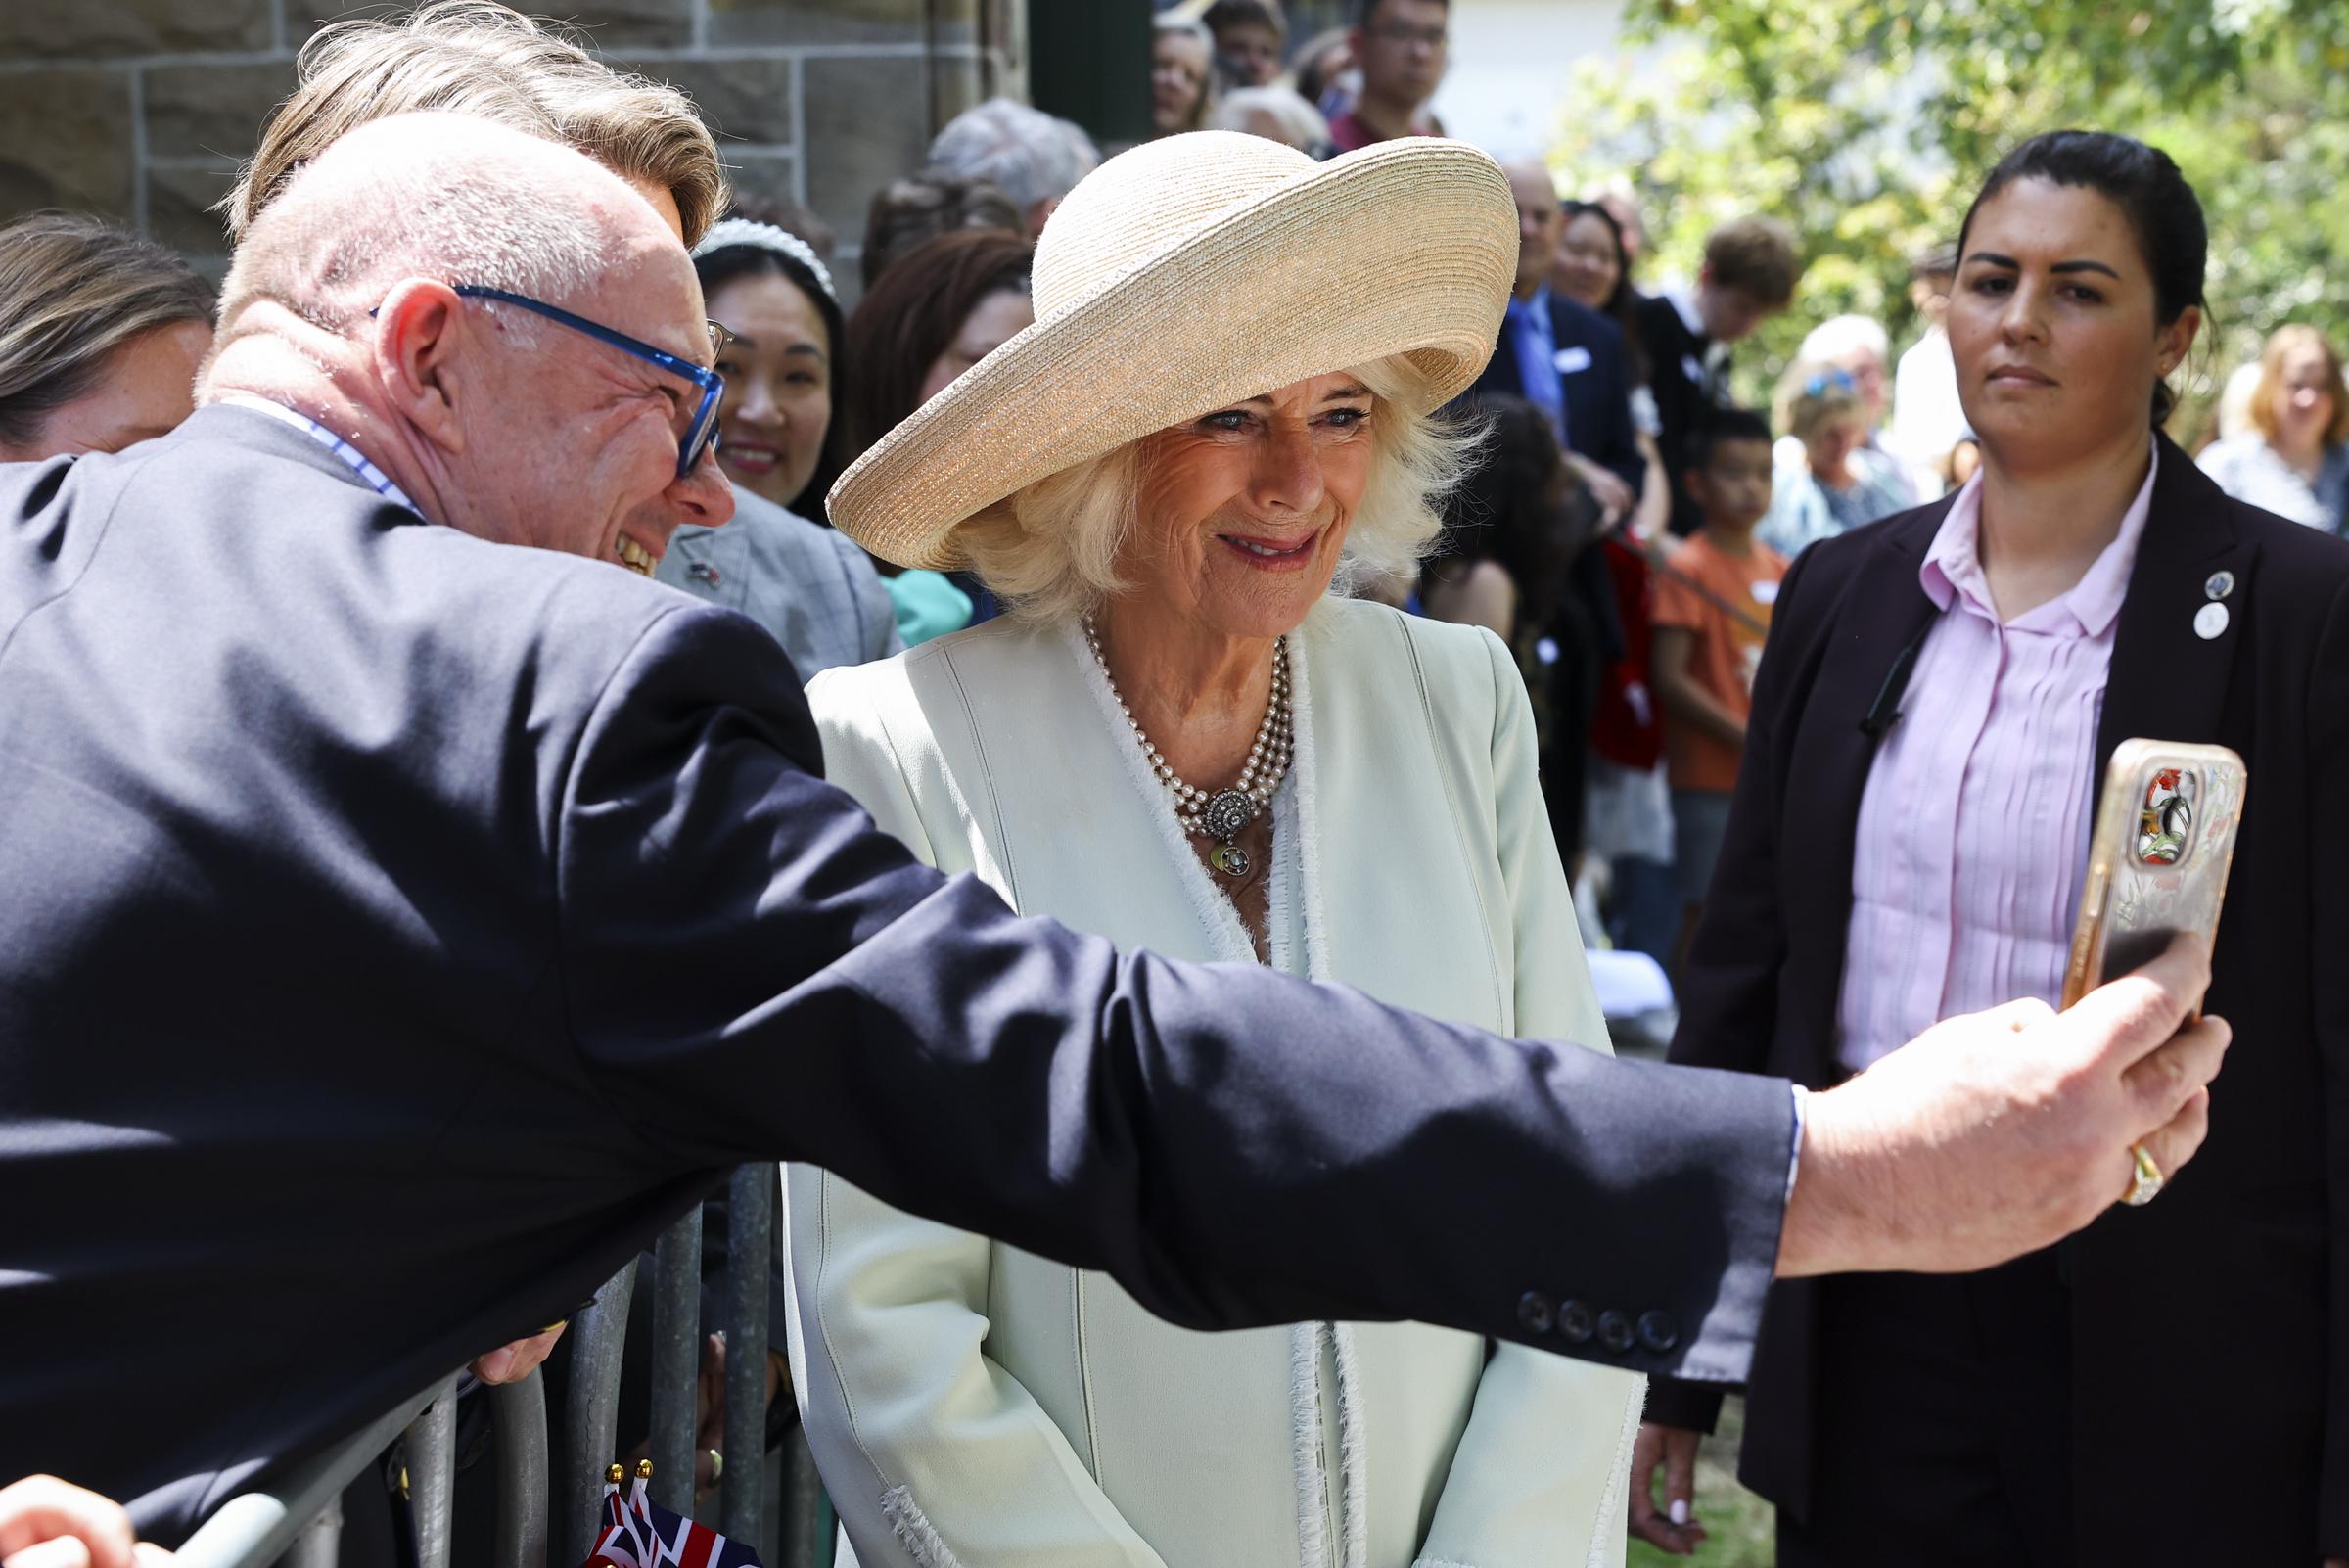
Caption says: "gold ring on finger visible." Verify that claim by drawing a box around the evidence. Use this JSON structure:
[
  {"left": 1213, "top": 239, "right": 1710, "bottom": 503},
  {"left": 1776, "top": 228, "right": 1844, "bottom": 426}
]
[{"left": 2120, "top": 1141, "right": 2164, "bottom": 1207}]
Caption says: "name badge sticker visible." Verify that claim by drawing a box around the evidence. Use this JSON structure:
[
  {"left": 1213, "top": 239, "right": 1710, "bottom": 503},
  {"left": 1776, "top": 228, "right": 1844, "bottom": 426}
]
[
  {"left": 1554, "top": 346, "right": 1594, "bottom": 375},
  {"left": 1751, "top": 579, "right": 1780, "bottom": 606}
]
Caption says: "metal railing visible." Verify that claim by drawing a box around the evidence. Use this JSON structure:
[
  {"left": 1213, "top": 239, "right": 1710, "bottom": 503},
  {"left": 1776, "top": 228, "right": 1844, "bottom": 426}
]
[{"left": 177, "top": 1169, "right": 824, "bottom": 1568}]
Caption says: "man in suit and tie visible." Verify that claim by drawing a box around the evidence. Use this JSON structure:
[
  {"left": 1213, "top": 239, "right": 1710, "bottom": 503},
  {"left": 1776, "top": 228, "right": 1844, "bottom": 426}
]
[
  {"left": 1474, "top": 157, "right": 1647, "bottom": 525},
  {"left": 0, "top": 114, "right": 2227, "bottom": 1545}
]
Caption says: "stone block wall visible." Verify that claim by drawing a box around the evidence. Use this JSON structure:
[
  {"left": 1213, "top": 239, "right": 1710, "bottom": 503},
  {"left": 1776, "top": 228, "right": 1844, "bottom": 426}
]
[{"left": 0, "top": 0, "right": 1025, "bottom": 285}]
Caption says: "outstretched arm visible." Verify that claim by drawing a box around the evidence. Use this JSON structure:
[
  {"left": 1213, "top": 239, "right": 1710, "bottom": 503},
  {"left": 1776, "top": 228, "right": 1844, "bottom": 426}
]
[{"left": 560, "top": 605, "right": 2227, "bottom": 1383}]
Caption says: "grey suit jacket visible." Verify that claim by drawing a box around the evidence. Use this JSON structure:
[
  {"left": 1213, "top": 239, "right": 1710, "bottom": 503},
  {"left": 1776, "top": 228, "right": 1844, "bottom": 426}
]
[
  {"left": 655, "top": 486, "right": 900, "bottom": 681},
  {"left": 0, "top": 406, "right": 1793, "bottom": 1544}
]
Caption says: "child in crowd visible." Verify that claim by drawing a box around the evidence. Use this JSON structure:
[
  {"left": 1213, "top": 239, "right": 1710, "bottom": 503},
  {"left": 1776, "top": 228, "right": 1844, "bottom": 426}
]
[
  {"left": 1758, "top": 364, "right": 1915, "bottom": 558},
  {"left": 1650, "top": 407, "right": 1785, "bottom": 972}
]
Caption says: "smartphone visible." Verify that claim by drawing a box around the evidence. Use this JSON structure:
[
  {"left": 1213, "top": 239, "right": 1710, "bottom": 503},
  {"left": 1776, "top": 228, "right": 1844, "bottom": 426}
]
[{"left": 2058, "top": 739, "right": 2248, "bottom": 1011}]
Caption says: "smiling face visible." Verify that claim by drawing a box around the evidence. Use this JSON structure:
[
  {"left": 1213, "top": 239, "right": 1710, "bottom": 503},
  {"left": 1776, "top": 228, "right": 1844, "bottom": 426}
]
[
  {"left": 0, "top": 317, "right": 212, "bottom": 460},
  {"left": 1550, "top": 209, "right": 1623, "bottom": 312},
  {"left": 918, "top": 287, "right": 1033, "bottom": 407},
  {"left": 1116, "top": 372, "right": 1377, "bottom": 641},
  {"left": 1152, "top": 30, "right": 1212, "bottom": 136},
  {"left": 1949, "top": 177, "right": 2199, "bottom": 471},
  {"left": 446, "top": 241, "right": 733, "bottom": 575},
  {"left": 706, "top": 269, "right": 832, "bottom": 509}
]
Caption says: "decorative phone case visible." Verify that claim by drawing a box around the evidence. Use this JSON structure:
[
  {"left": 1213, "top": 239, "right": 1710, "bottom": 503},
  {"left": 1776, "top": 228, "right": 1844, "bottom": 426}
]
[{"left": 2059, "top": 739, "right": 2248, "bottom": 1010}]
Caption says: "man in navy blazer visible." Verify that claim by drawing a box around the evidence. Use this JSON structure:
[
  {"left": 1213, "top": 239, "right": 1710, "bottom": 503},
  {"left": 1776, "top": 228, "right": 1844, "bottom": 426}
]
[
  {"left": 0, "top": 115, "right": 2226, "bottom": 1544},
  {"left": 1471, "top": 159, "right": 1647, "bottom": 511}
]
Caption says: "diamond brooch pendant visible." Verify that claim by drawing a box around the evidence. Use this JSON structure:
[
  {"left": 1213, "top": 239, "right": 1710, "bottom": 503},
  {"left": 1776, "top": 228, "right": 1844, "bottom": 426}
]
[
  {"left": 1200, "top": 788, "right": 1256, "bottom": 841},
  {"left": 1209, "top": 842, "right": 1252, "bottom": 878}
]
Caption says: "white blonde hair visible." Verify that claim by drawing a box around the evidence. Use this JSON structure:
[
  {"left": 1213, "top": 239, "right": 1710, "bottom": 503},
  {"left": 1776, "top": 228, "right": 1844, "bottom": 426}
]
[{"left": 957, "top": 355, "right": 1472, "bottom": 624}]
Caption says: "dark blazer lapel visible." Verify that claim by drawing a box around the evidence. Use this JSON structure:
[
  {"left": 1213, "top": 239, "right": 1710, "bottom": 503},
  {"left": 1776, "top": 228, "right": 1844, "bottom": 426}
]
[
  {"left": 2095, "top": 436, "right": 2254, "bottom": 775},
  {"left": 1777, "top": 504, "right": 1951, "bottom": 1072}
]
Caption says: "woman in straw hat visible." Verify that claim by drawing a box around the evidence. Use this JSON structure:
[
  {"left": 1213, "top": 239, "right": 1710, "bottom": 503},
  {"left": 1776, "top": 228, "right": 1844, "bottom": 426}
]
[{"left": 784, "top": 130, "right": 1641, "bottom": 1568}]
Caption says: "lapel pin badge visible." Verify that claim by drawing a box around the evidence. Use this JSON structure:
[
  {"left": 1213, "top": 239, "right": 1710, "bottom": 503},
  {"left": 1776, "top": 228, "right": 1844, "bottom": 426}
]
[
  {"left": 2204, "top": 570, "right": 2234, "bottom": 600},
  {"left": 2193, "top": 601, "right": 2229, "bottom": 640}
]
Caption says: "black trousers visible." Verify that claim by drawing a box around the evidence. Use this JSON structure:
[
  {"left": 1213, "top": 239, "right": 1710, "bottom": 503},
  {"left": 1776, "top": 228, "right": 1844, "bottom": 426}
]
[{"left": 1775, "top": 1252, "right": 2075, "bottom": 1568}]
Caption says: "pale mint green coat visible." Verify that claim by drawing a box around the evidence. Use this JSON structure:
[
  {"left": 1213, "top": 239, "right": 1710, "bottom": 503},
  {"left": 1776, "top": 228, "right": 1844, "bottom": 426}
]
[{"left": 783, "top": 597, "right": 1640, "bottom": 1568}]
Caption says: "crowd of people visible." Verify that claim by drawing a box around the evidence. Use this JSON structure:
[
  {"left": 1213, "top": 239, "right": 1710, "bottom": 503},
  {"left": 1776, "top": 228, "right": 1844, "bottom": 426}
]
[{"left": 0, "top": 3, "right": 2335, "bottom": 1568}]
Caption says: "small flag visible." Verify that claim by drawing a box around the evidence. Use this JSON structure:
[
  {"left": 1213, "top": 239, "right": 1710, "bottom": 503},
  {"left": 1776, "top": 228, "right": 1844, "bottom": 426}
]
[{"left": 582, "top": 1461, "right": 763, "bottom": 1568}]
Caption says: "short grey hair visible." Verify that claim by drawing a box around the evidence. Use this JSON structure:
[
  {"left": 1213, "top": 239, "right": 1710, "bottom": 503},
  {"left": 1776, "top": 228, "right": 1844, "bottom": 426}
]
[
  {"left": 1210, "top": 86, "right": 1330, "bottom": 151},
  {"left": 1798, "top": 313, "right": 1891, "bottom": 366},
  {"left": 213, "top": 111, "right": 611, "bottom": 346},
  {"left": 957, "top": 355, "right": 1473, "bottom": 624},
  {"left": 927, "top": 98, "right": 1099, "bottom": 215}
]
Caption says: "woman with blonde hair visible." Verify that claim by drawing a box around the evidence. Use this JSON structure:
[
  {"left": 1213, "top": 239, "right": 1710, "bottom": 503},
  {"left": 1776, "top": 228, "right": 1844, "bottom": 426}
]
[
  {"left": 787, "top": 131, "right": 1642, "bottom": 1568},
  {"left": 1151, "top": 16, "right": 1218, "bottom": 138},
  {"left": 2197, "top": 322, "right": 2349, "bottom": 533},
  {"left": 0, "top": 211, "right": 212, "bottom": 462}
]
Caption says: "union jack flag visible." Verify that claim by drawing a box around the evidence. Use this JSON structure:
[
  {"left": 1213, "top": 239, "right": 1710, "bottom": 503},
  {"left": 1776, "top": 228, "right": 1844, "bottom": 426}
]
[{"left": 581, "top": 1466, "right": 763, "bottom": 1568}]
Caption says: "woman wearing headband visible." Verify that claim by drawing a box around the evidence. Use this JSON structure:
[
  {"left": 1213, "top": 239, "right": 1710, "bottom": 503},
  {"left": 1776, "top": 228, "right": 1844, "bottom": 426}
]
[
  {"left": 785, "top": 132, "right": 1640, "bottom": 1568},
  {"left": 653, "top": 216, "right": 900, "bottom": 679}
]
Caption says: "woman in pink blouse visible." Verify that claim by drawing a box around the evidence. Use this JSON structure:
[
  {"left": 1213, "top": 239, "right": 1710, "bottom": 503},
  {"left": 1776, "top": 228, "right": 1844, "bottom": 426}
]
[{"left": 1632, "top": 132, "right": 2349, "bottom": 1568}]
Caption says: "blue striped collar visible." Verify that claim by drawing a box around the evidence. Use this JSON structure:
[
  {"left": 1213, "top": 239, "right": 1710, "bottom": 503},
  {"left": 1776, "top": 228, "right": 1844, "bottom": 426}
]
[{"left": 219, "top": 395, "right": 430, "bottom": 523}]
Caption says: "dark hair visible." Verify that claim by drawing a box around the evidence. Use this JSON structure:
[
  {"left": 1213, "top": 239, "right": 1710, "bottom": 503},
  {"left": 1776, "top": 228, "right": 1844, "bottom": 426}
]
[
  {"left": 1958, "top": 130, "right": 2207, "bottom": 425},
  {"left": 842, "top": 228, "right": 1034, "bottom": 463},
  {"left": 0, "top": 211, "right": 213, "bottom": 453},
  {"left": 861, "top": 172, "right": 1025, "bottom": 292},
  {"left": 724, "top": 193, "right": 837, "bottom": 264},
  {"left": 1556, "top": 199, "right": 1648, "bottom": 388},
  {"left": 1354, "top": 0, "right": 1445, "bottom": 26},
  {"left": 1686, "top": 405, "right": 1774, "bottom": 471},
  {"left": 1436, "top": 394, "right": 1599, "bottom": 623},
  {"left": 1205, "top": 0, "right": 1285, "bottom": 39},
  {"left": 694, "top": 239, "right": 849, "bottom": 517}
]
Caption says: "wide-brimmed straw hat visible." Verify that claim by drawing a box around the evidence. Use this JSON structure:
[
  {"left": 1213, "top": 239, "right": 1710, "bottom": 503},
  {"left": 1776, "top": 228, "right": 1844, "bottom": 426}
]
[{"left": 826, "top": 130, "right": 1516, "bottom": 571}]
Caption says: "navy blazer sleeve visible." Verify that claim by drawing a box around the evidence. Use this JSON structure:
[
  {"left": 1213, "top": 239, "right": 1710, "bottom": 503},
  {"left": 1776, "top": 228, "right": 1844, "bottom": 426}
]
[
  {"left": 558, "top": 602, "right": 1795, "bottom": 1377},
  {"left": 1556, "top": 305, "right": 1646, "bottom": 499}
]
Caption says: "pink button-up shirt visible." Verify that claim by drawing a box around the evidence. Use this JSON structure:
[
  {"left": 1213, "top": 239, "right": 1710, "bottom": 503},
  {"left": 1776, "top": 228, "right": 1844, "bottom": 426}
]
[{"left": 1835, "top": 447, "right": 2159, "bottom": 1073}]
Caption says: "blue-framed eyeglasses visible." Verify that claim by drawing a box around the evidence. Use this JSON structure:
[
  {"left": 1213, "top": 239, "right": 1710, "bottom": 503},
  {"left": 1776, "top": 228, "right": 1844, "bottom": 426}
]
[
  {"left": 452, "top": 284, "right": 725, "bottom": 481},
  {"left": 1802, "top": 368, "right": 1858, "bottom": 398}
]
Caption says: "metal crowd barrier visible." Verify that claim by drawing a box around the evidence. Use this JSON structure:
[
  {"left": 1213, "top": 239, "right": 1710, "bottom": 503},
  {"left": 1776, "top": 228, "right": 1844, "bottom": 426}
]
[{"left": 176, "top": 1166, "right": 826, "bottom": 1568}]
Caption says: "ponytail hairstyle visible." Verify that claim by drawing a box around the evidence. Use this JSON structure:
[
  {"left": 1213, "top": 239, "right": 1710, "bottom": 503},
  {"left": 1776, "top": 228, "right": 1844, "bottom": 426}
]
[{"left": 1958, "top": 130, "right": 2207, "bottom": 426}]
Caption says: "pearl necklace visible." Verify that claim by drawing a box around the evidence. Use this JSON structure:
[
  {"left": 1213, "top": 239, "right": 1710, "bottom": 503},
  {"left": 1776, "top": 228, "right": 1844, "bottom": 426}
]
[{"left": 1082, "top": 615, "right": 1293, "bottom": 879}]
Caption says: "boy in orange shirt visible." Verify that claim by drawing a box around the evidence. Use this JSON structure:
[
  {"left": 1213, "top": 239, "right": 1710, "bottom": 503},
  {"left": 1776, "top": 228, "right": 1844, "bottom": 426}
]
[{"left": 1651, "top": 407, "right": 1786, "bottom": 971}]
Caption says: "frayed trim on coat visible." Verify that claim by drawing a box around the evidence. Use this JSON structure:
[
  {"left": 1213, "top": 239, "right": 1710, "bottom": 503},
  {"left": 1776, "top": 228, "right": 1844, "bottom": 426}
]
[
  {"left": 1289, "top": 1322, "right": 1333, "bottom": 1568},
  {"left": 878, "top": 1485, "right": 966, "bottom": 1568},
  {"left": 1413, "top": 1558, "right": 1478, "bottom": 1568},
  {"left": 1329, "top": 1322, "right": 1368, "bottom": 1568},
  {"left": 1287, "top": 609, "right": 1335, "bottom": 982}
]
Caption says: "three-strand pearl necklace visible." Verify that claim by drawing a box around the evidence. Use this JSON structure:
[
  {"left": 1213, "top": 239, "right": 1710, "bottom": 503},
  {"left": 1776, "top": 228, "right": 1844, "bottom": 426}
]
[{"left": 1083, "top": 615, "right": 1293, "bottom": 879}]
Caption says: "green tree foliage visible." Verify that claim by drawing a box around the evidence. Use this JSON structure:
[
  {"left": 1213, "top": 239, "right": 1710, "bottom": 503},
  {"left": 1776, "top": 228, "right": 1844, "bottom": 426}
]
[{"left": 1551, "top": 0, "right": 2349, "bottom": 432}]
